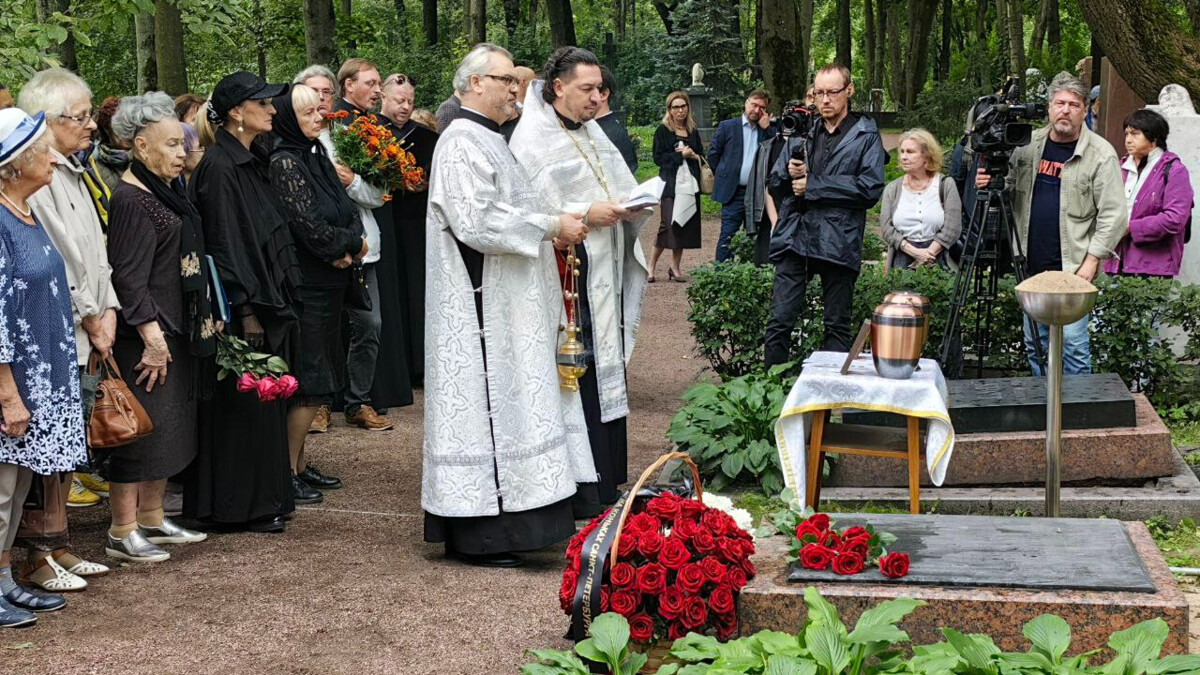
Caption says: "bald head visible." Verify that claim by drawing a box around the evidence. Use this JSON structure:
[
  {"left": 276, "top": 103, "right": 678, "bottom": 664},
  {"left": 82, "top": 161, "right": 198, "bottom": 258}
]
[{"left": 514, "top": 66, "right": 536, "bottom": 104}]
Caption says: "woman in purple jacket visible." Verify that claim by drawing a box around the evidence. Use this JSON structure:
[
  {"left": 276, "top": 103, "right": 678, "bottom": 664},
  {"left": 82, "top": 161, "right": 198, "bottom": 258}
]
[{"left": 1105, "top": 109, "right": 1194, "bottom": 278}]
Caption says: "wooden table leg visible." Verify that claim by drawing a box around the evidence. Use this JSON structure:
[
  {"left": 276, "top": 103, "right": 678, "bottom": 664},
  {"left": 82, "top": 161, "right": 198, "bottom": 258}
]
[
  {"left": 806, "top": 410, "right": 828, "bottom": 512},
  {"left": 907, "top": 415, "right": 921, "bottom": 514}
]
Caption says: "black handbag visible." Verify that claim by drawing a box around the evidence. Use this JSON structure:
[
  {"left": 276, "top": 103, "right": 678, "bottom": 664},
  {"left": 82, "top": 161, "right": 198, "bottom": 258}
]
[{"left": 345, "top": 263, "right": 372, "bottom": 311}]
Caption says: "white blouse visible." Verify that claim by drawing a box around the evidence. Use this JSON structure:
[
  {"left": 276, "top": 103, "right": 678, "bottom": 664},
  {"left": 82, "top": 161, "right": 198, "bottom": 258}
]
[{"left": 892, "top": 174, "right": 944, "bottom": 243}]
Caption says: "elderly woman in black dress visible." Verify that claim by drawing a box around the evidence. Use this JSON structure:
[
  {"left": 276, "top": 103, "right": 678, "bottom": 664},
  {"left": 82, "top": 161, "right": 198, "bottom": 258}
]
[
  {"left": 650, "top": 91, "right": 704, "bottom": 282},
  {"left": 268, "top": 84, "right": 365, "bottom": 505},
  {"left": 103, "top": 92, "right": 212, "bottom": 563},
  {"left": 188, "top": 72, "right": 297, "bottom": 533}
]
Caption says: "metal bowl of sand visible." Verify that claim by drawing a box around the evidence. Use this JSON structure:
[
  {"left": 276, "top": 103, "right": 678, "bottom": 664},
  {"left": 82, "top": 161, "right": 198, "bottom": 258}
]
[{"left": 1015, "top": 271, "right": 1098, "bottom": 325}]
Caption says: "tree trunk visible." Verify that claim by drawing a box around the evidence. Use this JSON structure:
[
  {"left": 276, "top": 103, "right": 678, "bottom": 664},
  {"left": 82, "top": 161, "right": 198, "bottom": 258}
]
[
  {"left": 975, "top": 0, "right": 988, "bottom": 86},
  {"left": 886, "top": 0, "right": 903, "bottom": 105},
  {"left": 467, "top": 0, "right": 487, "bottom": 42},
  {"left": 135, "top": 12, "right": 157, "bottom": 93},
  {"left": 424, "top": 0, "right": 438, "bottom": 44},
  {"left": 874, "top": 0, "right": 886, "bottom": 98},
  {"left": 653, "top": 0, "right": 677, "bottom": 35},
  {"left": 938, "top": 0, "right": 951, "bottom": 80},
  {"left": 617, "top": 0, "right": 627, "bottom": 38},
  {"left": 547, "top": 0, "right": 577, "bottom": 46},
  {"left": 799, "top": 0, "right": 814, "bottom": 85},
  {"left": 865, "top": 0, "right": 876, "bottom": 92},
  {"left": 1047, "top": 0, "right": 1060, "bottom": 55},
  {"left": 1006, "top": 0, "right": 1025, "bottom": 85},
  {"left": 753, "top": 0, "right": 763, "bottom": 69},
  {"left": 837, "top": 0, "right": 852, "bottom": 69},
  {"left": 154, "top": 0, "right": 188, "bottom": 95},
  {"left": 304, "top": 0, "right": 337, "bottom": 66},
  {"left": 1030, "top": 0, "right": 1049, "bottom": 59},
  {"left": 760, "top": 0, "right": 804, "bottom": 104},
  {"left": 902, "top": 0, "right": 938, "bottom": 108},
  {"left": 1079, "top": 0, "right": 1200, "bottom": 101},
  {"left": 502, "top": 0, "right": 521, "bottom": 38},
  {"left": 342, "top": 0, "right": 356, "bottom": 51}
]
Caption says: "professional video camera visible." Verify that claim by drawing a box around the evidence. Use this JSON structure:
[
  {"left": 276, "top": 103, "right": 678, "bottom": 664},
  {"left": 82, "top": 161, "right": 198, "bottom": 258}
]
[
  {"left": 968, "top": 77, "right": 1047, "bottom": 176},
  {"left": 779, "top": 101, "right": 817, "bottom": 137}
]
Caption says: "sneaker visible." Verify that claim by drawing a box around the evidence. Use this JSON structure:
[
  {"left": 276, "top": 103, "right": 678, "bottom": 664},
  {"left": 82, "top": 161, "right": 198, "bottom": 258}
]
[
  {"left": 292, "top": 475, "right": 324, "bottom": 504},
  {"left": 309, "top": 404, "right": 330, "bottom": 433},
  {"left": 76, "top": 472, "right": 109, "bottom": 498},
  {"left": 298, "top": 465, "right": 342, "bottom": 490},
  {"left": 345, "top": 404, "right": 394, "bottom": 431},
  {"left": 3, "top": 585, "right": 67, "bottom": 612},
  {"left": 139, "top": 517, "right": 208, "bottom": 545},
  {"left": 67, "top": 478, "right": 102, "bottom": 508},
  {"left": 105, "top": 530, "right": 170, "bottom": 563},
  {"left": 0, "top": 595, "right": 36, "bottom": 628}
]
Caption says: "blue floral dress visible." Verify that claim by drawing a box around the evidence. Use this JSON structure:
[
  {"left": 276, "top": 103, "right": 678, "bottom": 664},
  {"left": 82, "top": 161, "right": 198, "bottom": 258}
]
[{"left": 0, "top": 207, "right": 87, "bottom": 473}]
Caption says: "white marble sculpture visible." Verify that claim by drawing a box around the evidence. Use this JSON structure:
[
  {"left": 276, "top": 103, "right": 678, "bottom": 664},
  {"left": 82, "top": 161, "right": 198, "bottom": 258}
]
[{"left": 691, "top": 63, "right": 706, "bottom": 88}]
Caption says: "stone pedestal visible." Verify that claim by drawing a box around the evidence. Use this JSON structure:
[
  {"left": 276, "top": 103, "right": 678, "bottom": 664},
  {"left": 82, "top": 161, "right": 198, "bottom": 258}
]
[
  {"left": 1148, "top": 85, "right": 1200, "bottom": 294},
  {"left": 740, "top": 520, "right": 1189, "bottom": 655},
  {"left": 685, "top": 85, "right": 715, "bottom": 145}
]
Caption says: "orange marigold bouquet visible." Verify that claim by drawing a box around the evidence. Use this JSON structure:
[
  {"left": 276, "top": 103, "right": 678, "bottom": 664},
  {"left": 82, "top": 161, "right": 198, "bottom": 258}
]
[{"left": 326, "top": 110, "right": 425, "bottom": 200}]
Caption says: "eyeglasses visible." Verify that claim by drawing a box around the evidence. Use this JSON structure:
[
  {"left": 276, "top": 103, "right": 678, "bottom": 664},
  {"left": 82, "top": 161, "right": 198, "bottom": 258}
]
[
  {"left": 313, "top": 88, "right": 335, "bottom": 99},
  {"left": 811, "top": 85, "right": 849, "bottom": 100},
  {"left": 56, "top": 110, "right": 94, "bottom": 126},
  {"left": 384, "top": 73, "right": 411, "bottom": 88},
  {"left": 484, "top": 74, "right": 519, "bottom": 87},
  {"left": 669, "top": 103, "right": 689, "bottom": 110}
]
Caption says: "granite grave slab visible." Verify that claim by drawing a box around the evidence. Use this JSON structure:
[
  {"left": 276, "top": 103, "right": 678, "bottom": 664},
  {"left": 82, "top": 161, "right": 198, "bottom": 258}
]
[
  {"left": 785, "top": 514, "right": 1155, "bottom": 592},
  {"left": 843, "top": 373, "right": 1136, "bottom": 434}
]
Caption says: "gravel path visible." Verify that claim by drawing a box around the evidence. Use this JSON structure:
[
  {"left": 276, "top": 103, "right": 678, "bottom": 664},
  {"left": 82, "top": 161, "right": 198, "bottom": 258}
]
[{"left": 5, "top": 218, "right": 722, "bottom": 674}]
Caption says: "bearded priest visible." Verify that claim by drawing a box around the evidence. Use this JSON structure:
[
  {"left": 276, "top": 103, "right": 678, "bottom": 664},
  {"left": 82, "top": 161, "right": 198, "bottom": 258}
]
[
  {"left": 423, "top": 43, "right": 596, "bottom": 568},
  {"left": 509, "top": 47, "right": 652, "bottom": 518}
]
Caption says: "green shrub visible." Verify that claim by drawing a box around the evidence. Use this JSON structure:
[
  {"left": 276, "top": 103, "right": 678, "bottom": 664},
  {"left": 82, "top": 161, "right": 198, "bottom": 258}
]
[
  {"left": 666, "top": 365, "right": 795, "bottom": 496},
  {"left": 686, "top": 261, "right": 777, "bottom": 378}
]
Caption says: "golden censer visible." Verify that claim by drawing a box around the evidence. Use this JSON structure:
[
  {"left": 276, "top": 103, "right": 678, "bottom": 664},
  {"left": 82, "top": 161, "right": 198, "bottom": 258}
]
[{"left": 557, "top": 245, "right": 589, "bottom": 391}]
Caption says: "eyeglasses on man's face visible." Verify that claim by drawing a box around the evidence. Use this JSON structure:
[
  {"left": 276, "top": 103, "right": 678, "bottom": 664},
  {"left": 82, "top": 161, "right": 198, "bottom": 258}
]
[
  {"left": 811, "top": 85, "right": 849, "bottom": 100},
  {"left": 484, "top": 74, "right": 519, "bottom": 88}
]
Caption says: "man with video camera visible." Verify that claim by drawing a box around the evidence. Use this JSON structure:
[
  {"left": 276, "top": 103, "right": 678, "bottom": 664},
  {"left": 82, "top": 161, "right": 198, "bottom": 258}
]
[
  {"left": 974, "top": 72, "right": 1127, "bottom": 376},
  {"left": 763, "top": 64, "right": 887, "bottom": 368}
]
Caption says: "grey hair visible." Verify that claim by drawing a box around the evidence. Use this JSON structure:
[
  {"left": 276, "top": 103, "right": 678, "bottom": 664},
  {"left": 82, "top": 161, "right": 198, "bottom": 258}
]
[
  {"left": 110, "top": 92, "right": 177, "bottom": 144},
  {"left": 453, "top": 43, "right": 512, "bottom": 94},
  {"left": 294, "top": 65, "right": 336, "bottom": 86},
  {"left": 0, "top": 135, "right": 52, "bottom": 185},
  {"left": 1048, "top": 71, "right": 1088, "bottom": 104},
  {"left": 17, "top": 68, "right": 92, "bottom": 117}
]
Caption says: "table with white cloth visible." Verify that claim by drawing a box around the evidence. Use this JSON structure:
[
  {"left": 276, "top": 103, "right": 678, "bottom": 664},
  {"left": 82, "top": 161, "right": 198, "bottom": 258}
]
[{"left": 774, "top": 351, "right": 956, "bottom": 513}]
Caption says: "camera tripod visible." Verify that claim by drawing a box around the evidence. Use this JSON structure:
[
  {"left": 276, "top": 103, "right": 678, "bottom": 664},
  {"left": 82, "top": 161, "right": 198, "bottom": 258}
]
[{"left": 938, "top": 175, "right": 1044, "bottom": 378}]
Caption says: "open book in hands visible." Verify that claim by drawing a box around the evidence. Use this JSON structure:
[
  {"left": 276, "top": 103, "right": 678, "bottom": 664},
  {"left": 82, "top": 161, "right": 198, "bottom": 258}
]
[{"left": 619, "top": 177, "right": 666, "bottom": 212}]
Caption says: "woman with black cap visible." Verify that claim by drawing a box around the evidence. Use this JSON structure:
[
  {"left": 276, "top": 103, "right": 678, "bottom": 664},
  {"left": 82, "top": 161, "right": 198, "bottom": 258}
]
[
  {"left": 187, "top": 71, "right": 298, "bottom": 533},
  {"left": 267, "top": 84, "right": 366, "bottom": 506}
]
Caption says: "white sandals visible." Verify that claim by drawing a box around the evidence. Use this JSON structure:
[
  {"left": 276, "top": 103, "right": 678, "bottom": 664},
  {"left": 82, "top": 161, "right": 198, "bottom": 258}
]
[{"left": 21, "top": 556, "right": 87, "bottom": 592}]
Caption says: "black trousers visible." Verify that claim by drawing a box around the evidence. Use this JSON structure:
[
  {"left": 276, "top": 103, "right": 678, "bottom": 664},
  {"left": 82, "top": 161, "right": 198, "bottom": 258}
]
[{"left": 764, "top": 254, "right": 859, "bottom": 367}]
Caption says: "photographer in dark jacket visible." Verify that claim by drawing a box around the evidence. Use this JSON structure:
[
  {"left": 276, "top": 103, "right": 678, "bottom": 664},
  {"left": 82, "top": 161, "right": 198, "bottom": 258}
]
[{"left": 764, "top": 65, "right": 887, "bottom": 367}]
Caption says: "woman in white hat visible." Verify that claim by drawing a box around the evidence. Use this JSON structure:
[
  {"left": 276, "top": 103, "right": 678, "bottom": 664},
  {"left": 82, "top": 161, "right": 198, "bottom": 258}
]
[{"left": 0, "top": 108, "right": 89, "bottom": 627}]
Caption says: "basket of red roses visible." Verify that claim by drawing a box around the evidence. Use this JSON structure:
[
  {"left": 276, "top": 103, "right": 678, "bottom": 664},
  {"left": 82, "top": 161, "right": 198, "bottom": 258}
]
[{"left": 559, "top": 452, "right": 756, "bottom": 673}]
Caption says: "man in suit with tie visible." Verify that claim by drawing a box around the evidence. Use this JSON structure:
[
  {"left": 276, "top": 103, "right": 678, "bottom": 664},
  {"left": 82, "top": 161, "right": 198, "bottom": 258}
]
[{"left": 708, "top": 90, "right": 775, "bottom": 262}]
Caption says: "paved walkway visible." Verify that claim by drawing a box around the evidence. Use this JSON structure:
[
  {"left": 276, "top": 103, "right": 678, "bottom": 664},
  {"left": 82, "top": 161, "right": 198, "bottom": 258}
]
[{"left": 7, "top": 220, "right": 720, "bottom": 674}]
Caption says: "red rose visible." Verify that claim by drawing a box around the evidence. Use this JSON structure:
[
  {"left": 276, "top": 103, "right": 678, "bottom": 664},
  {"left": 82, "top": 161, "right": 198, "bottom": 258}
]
[
  {"left": 659, "top": 538, "right": 692, "bottom": 570},
  {"left": 579, "top": 516, "right": 602, "bottom": 538},
  {"left": 566, "top": 536, "right": 583, "bottom": 560},
  {"left": 678, "top": 499, "right": 706, "bottom": 518},
  {"left": 658, "top": 585, "right": 686, "bottom": 620},
  {"left": 799, "top": 543, "right": 835, "bottom": 570},
  {"left": 672, "top": 517, "right": 698, "bottom": 542},
  {"left": 795, "top": 521, "right": 823, "bottom": 543},
  {"left": 879, "top": 552, "right": 911, "bottom": 578},
  {"left": 635, "top": 562, "right": 668, "bottom": 596},
  {"left": 738, "top": 538, "right": 756, "bottom": 560},
  {"left": 727, "top": 567, "right": 748, "bottom": 591},
  {"left": 676, "top": 563, "right": 707, "bottom": 594},
  {"left": 681, "top": 596, "right": 709, "bottom": 629},
  {"left": 647, "top": 494, "right": 682, "bottom": 520},
  {"left": 718, "top": 537, "right": 742, "bottom": 564},
  {"left": 820, "top": 530, "right": 844, "bottom": 549},
  {"left": 600, "top": 588, "right": 610, "bottom": 612},
  {"left": 610, "top": 562, "right": 636, "bottom": 587},
  {"left": 629, "top": 612, "right": 656, "bottom": 643},
  {"left": 637, "top": 531, "right": 664, "bottom": 558},
  {"left": 627, "top": 512, "right": 659, "bottom": 535},
  {"left": 668, "top": 621, "right": 690, "bottom": 640},
  {"left": 832, "top": 551, "right": 865, "bottom": 575},
  {"left": 739, "top": 557, "right": 756, "bottom": 579},
  {"left": 702, "top": 510, "right": 730, "bottom": 536},
  {"left": 716, "top": 612, "right": 739, "bottom": 640},
  {"left": 842, "top": 526, "right": 868, "bottom": 540},
  {"left": 691, "top": 528, "right": 717, "bottom": 554},
  {"left": 806, "top": 513, "right": 831, "bottom": 531},
  {"left": 617, "top": 533, "right": 637, "bottom": 559},
  {"left": 559, "top": 568, "right": 579, "bottom": 612},
  {"left": 839, "top": 536, "right": 869, "bottom": 558},
  {"left": 609, "top": 588, "right": 641, "bottom": 617},
  {"left": 699, "top": 557, "right": 728, "bottom": 584},
  {"left": 708, "top": 583, "right": 736, "bottom": 616}
]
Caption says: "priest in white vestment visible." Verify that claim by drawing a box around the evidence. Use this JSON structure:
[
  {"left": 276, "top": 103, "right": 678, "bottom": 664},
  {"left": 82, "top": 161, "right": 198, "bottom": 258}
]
[
  {"left": 510, "top": 47, "right": 651, "bottom": 516},
  {"left": 423, "top": 43, "right": 596, "bottom": 568}
]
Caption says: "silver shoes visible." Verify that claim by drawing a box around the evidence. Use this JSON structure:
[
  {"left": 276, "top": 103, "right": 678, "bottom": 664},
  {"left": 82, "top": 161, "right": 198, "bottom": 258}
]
[
  {"left": 140, "top": 517, "right": 208, "bottom": 545},
  {"left": 104, "top": 530, "right": 171, "bottom": 563}
]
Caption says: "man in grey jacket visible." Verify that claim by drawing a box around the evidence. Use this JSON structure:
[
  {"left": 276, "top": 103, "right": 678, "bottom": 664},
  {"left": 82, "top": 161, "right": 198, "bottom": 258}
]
[{"left": 764, "top": 65, "right": 887, "bottom": 367}]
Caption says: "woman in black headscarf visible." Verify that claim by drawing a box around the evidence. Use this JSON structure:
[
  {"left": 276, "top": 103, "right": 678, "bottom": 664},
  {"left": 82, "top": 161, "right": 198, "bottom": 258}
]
[
  {"left": 187, "top": 71, "right": 297, "bottom": 533},
  {"left": 268, "top": 84, "right": 366, "bottom": 505}
]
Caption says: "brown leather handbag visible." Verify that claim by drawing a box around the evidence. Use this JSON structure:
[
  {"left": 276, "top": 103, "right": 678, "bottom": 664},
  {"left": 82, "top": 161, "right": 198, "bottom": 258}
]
[{"left": 86, "top": 352, "right": 154, "bottom": 449}]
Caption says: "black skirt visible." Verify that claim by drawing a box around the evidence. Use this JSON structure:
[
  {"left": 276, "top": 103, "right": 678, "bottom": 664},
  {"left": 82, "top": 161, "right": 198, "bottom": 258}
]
[
  {"left": 369, "top": 200, "right": 415, "bottom": 409},
  {"left": 103, "top": 334, "right": 198, "bottom": 483},
  {"left": 655, "top": 196, "right": 703, "bottom": 250},
  {"left": 295, "top": 283, "right": 346, "bottom": 404}
]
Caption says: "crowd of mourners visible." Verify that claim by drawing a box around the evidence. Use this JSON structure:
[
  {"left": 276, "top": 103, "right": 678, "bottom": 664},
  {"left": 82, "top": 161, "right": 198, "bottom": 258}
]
[{"left": 0, "top": 42, "right": 1195, "bottom": 630}]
